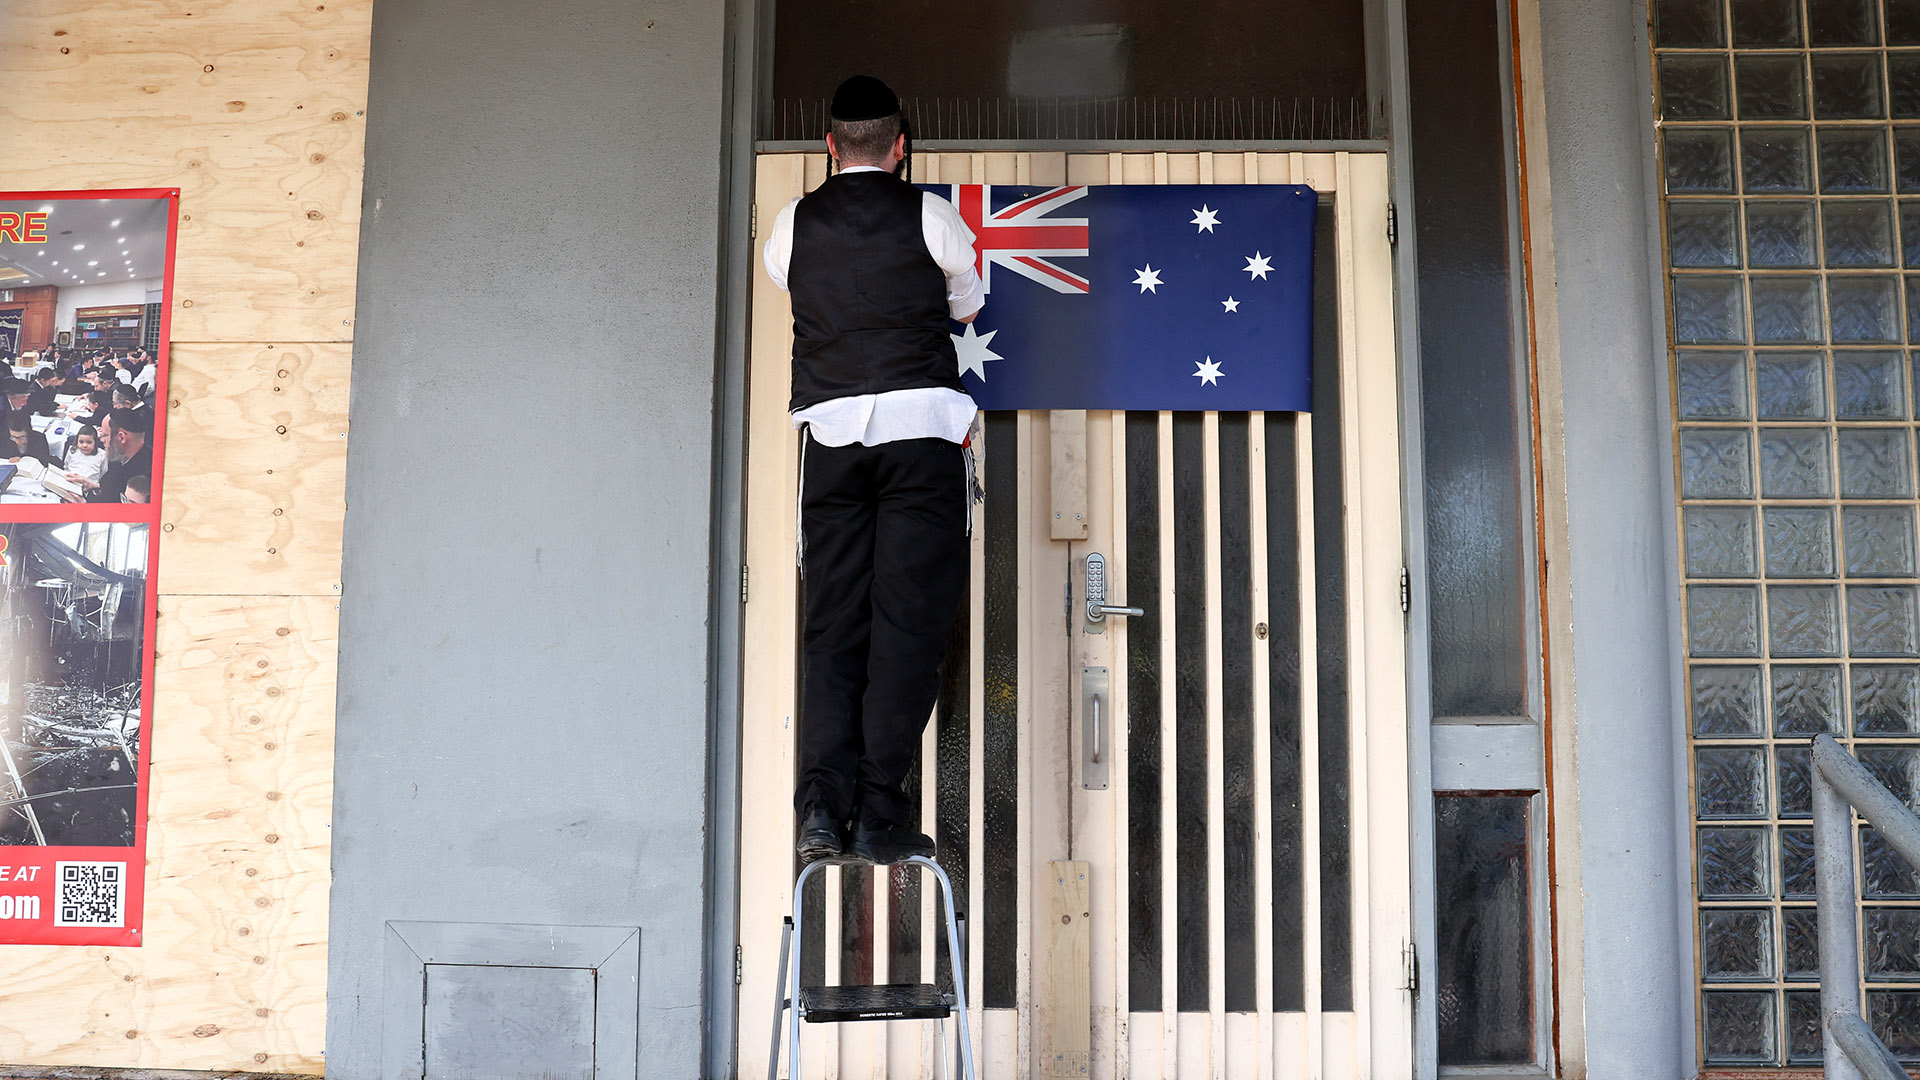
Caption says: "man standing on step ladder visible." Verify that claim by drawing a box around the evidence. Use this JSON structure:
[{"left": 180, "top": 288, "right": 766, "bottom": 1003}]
[{"left": 762, "top": 75, "right": 984, "bottom": 865}]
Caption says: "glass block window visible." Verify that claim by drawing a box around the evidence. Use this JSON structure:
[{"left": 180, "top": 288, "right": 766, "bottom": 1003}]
[{"left": 1656, "top": 0, "right": 1920, "bottom": 1066}]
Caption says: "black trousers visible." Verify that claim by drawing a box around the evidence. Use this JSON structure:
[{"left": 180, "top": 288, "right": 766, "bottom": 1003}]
[{"left": 796, "top": 433, "right": 971, "bottom": 826}]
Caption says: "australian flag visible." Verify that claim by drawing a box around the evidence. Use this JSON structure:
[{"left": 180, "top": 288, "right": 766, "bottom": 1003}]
[{"left": 924, "top": 183, "right": 1317, "bottom": 412}]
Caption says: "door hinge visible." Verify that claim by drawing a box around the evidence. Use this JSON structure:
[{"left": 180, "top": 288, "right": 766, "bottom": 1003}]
[
  {"left": 1386, "top": 203, "right": 1398, "bottom": 247},
  {"left": 1404, "top": 942, "right": 1418, "bottom": 993},
  {"left": 741, "top": 564, "right": 750, "bottom": 605},
  {"left": 1399, "top": 566, "right": 1410, "bottom": 614},
  {"left": 750, "top": 203, "right": 758, "bottom": 239},
  {"left": 735, "top": 944, "right": 743, "bottom": 985}
]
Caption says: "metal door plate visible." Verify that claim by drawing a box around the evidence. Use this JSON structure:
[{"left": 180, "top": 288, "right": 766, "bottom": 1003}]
[{"left": 1082, "top": 666, "right": 1110, "bottom": 790}]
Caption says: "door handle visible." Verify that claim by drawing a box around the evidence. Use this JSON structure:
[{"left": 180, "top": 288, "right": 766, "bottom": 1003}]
[
  {"left": 1091, "top": 691, "right": 1103, "bottom": 764},
  {"left": 1082, "top": 666, "right": 1109, "bottom": 790},
  {"left": 1083, "top": 552, "right": 1145, "bottom": 634}
]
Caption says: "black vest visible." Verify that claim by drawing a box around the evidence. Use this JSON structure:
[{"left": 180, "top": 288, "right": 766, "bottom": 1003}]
[{"left": 787, "top": 171, "right": 964, "bottom": 412}]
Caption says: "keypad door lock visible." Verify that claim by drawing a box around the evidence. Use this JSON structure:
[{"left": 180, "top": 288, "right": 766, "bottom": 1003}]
[{"left": 1083, "top": 552, "right": 1145, "bottom": 635}]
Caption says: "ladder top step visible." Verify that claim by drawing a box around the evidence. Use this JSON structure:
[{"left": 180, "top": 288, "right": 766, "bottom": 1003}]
[{"left": 800, "top": 983, "right": 953, "bottom": 1023}]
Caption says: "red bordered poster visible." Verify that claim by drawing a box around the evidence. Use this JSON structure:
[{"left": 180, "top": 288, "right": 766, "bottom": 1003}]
[{"left": 0, "top": 189, "right": 177, "bottom": 946}]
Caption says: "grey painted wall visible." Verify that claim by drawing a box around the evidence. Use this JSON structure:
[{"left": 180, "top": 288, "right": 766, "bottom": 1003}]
[
  {"left": 1535, "top": 0, "right": 1694, "bottom": 1075},
  {"left": 328, "top": 0, "right": 726, "bottom": 1076}
]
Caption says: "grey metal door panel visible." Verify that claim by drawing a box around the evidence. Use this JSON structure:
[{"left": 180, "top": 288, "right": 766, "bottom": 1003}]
[{"left": 384, "top": 921, "right": 640, "bottom": 1080}]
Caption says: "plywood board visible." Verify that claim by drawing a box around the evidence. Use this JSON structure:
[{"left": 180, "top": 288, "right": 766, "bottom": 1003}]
[
  {"left": 0, "top": 595, "right": 337, "bottom": 1073},
  {"left": 1049, "top": 410, "right": 1088, "bottom": 540},
  {"left": 1045, "top": 860, "right": 1092, "bottom": 1078},
  {"left": 0, "top": 0, "right": 374, "bottom": 343},
  {"left": 0, "top": 0, "right": 367, "bottom": 1070},
  {"left": 159, "top": 342, "right": 349, "bottom": 597}
]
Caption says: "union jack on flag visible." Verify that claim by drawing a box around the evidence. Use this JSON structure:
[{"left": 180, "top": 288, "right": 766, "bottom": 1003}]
[
  {"left": 947, "top": 185, "right": 1091, "bottom": 295},
  {"left": 923, "top": 182, "right": 1318, "bottom": 412}
]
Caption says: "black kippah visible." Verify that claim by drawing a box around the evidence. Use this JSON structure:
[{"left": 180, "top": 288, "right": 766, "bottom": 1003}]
[{"left": 830, "top": 75, "right": 899, "bottom": 122}]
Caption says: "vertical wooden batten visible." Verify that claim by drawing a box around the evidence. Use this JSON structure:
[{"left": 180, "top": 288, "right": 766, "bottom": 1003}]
[{"left": 0, "top": 0, "right": 372, "bottom": 1071}]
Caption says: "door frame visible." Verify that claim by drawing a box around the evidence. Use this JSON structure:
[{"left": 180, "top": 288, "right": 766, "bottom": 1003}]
[{"left": 706, "top": 7, "right": 1456, "bottom": 1080}]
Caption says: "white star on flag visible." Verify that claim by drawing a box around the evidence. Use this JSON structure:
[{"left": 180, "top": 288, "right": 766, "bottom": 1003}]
[
  {"left": 1132, "top": 265, "right": 1163, "bottom": 293},
  {"left": 1221, "top": 297, "right": 1240, "bottom": 313},
  {"left": 1190, "top": 205, "right": 1221, "bottom": 233},
  {"left": 1243, "top": 252, "right": 1273, "bottom": 280},
  {"left": 952, "top": 323, "right": 1003, "bottom": 381},
  {"left": 1193, "top": 357, "right": 1224, "bottom": 386}
]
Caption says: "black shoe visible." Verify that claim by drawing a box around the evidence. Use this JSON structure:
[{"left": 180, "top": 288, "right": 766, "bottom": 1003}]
[
  {"left": 849, "top": 813, "right": 935, "bottom": 864},
  {"left": 796, "top": 805, "right": 844, "bottom": 862}
]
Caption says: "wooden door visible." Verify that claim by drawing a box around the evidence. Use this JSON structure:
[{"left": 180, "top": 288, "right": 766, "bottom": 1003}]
[{"left": 738, "top": 151, "right": 1409, "bottom": 1080}]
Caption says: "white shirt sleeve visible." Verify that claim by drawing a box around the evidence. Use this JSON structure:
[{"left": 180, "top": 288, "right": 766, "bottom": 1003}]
[
  {"left": 761, "top": 197, "right": 801, "bottom": 292},
  {"left": 921, "top": 192, "right": 986, "bottom": 320}
]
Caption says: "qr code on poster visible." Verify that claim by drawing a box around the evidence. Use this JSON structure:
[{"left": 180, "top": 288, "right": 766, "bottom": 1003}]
[{"left": 54, "top": 861, "right": 125, "bottom": 928}]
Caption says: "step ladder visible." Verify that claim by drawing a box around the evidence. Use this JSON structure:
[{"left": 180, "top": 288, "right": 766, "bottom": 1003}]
[{"left": 768, "top": 854, "right": 977, "bottom": 1080}]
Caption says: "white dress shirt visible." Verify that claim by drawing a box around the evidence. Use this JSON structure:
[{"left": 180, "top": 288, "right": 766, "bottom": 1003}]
[{"left": 763, "top": 165, "right": 983, "bottom": 448}]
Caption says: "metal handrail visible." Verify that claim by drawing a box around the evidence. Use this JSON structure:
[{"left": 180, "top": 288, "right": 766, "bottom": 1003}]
[{"left": 1811, "top": 732, "right": 1920, "bottom": 1080}]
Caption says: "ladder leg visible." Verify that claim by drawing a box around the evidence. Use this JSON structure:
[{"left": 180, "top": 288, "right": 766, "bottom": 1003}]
[
  {"left": 956, "top": 912, "right": 968, "bottom": 999},
  {"left": 789, "top": 861, "right": 822, "bottom": 1080},
  {"left": 769, "top": 916, "right": 792, "bottom": 1080},
  {"left": 913, "top": 856, "right": 977, "bottom": 1080},
  {"left": 938, "top": 1016, "right": 950, "bottom": 1080},
  {"left": 955, "top": 913, "right": 970, "bottom": 1080}
]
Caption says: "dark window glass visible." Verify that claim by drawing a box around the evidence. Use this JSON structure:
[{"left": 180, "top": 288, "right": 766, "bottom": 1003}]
[
  {"left": 801, "top": 864, "right": 827, "bottom": 989},
  {"left": 1310, "top": 204, "right": 1354, "bottom": 1009},
  {"left": 931, "top": 615, "right": 970, "bottom": 989},
  {"left": 1732, "top": 0, "right": 1800, "bottom": 47},
  {"left": 767, "top": 0, "right": 1371, "bottom": 140},
  {"left": 1658, "top": 0, "right": 1728, "bottom": 46},
  {"left": 1219, "top": 414, "right": 1257, "bottom": 1011},
  {"left": 798, "top": 573, "right": 828, "bottom": 990},
  {"left": 1125, "top": 411, "right": 1163, "bottom": 1012},
  {"left": 1436, "top": 795, "right": 1535, "bottom": 1065},
  {"left": 1408, "top": 0, "right": 1531, "bottom": 717},
  {"left": 1662, "top": 55, "right": 1733, "bottom": 119},
  {"left": 1265, "top": 411, "right": 1305, "bottom": 1011},
  {"left": 886, "top": 856, "right": 921, "bottom": 983},
  {"left": 1807, "top": 0, "right": 1878, "bottom": 45},
  {"left": 841, "top": 861, "right": 875, "bottom": 983},
  {"left": 1173, "top": 412, "right": 1210, "bottom": 1010},
  {"left": 1737, "top": 55, "right": 1808, "bottom": 119},
  {"left": 982, "top": 411, "right": 1021, "bottom": 1006}
]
